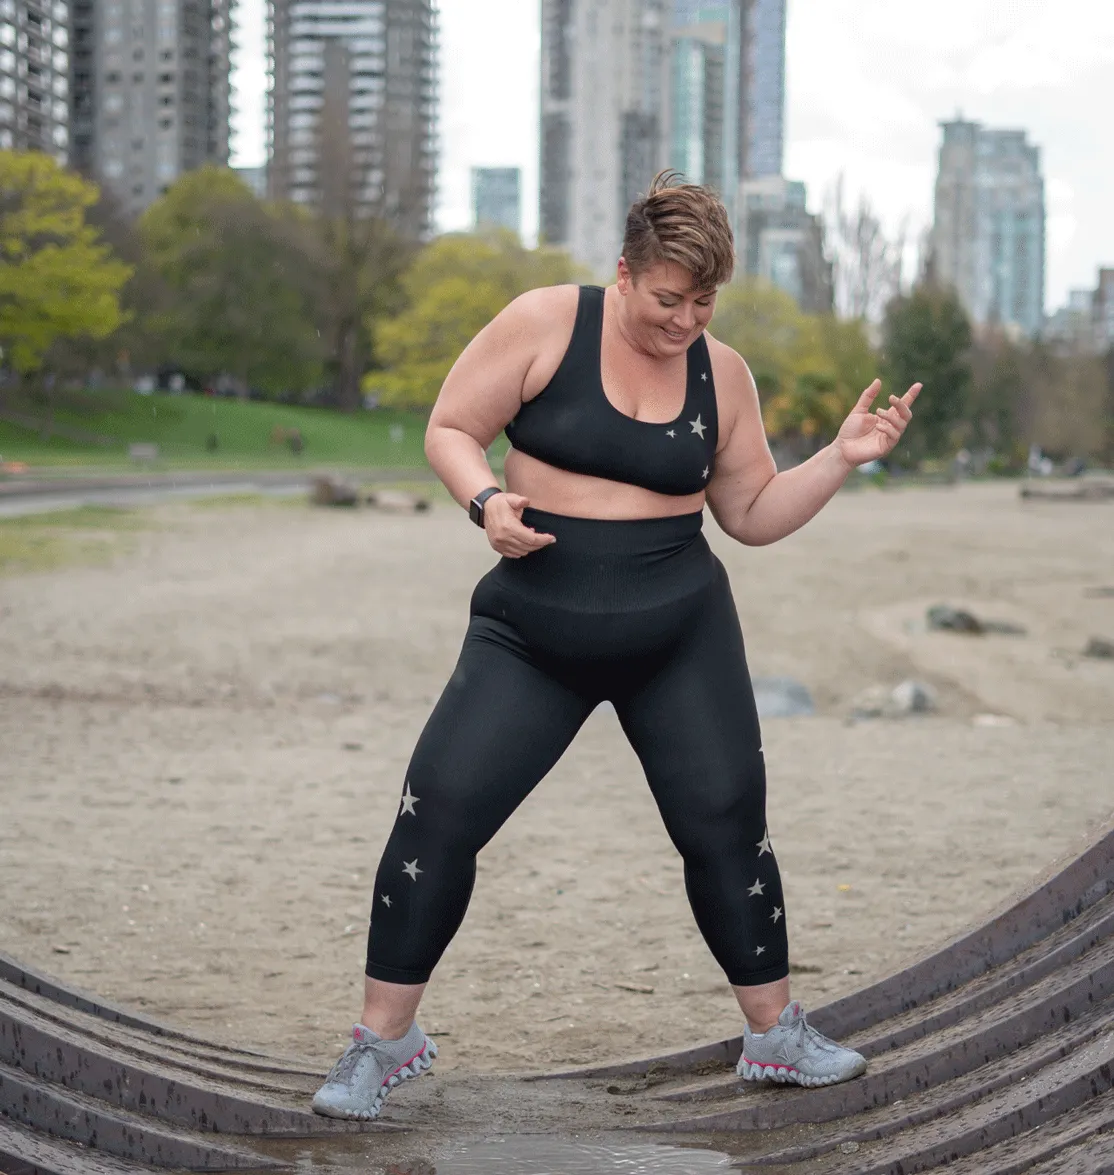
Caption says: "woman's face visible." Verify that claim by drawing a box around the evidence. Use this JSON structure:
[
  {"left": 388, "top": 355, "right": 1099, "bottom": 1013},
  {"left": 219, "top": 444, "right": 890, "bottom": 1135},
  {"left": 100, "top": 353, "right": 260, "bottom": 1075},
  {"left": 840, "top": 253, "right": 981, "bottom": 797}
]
[{"left": 616, "top": 257, "right": 718, "bottom": 357}]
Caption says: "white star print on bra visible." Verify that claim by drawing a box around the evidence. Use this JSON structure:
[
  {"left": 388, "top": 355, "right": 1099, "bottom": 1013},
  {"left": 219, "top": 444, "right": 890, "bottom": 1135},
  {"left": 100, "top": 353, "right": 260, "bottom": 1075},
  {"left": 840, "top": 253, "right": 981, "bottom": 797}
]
[
  {"left": 666, "top": 429, "right": 676, "bottom": 438},
  {"left": 702, "top": 466, "right": 710, "bottom": 480},
  {"left": 756, "top": 832, "right": 773, "bottom": 856},
  {"left": 402, "top": 859, "right": 422, "bottom": 881},
  {"left": 689, "top": 414, "right": 707, "bottom": 439},
  {"left": 701, "top": 371, "right": 708, "bottom": 381},
  {"left": 381, "top": 894, "right": 392, "bottom": 908},
  {"left": 399, "top": 782, "right": 419, "bottom": 817},
  {"left": 755, "top": 945, "right": 766, "bottom": 956},
  {"left": 747, "top": 878, "right": 766, "bottom": 897},
  {"left": 771, "top": 906, "right": 783, "bottom": 923}
]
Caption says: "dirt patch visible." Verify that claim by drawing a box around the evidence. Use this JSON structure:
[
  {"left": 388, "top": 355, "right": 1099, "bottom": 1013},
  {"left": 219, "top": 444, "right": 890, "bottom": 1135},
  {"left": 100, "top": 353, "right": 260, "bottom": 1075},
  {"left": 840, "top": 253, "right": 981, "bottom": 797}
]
[{"left": 0, "top": 482, "right": 1110, "bottom": 1075}]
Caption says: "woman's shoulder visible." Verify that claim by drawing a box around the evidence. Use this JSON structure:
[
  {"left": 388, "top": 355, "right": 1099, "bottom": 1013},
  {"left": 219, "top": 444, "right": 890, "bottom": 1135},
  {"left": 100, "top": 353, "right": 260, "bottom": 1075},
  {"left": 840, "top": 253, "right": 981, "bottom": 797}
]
[
  {"left": 503, "top": 282, "right": 582, "bottom": 326},
  {"left": 487, "top": 284, "right": 582, "bottom": 360},
  {"left": 703, "top": 331, "right": 756, "bottom": 391}
]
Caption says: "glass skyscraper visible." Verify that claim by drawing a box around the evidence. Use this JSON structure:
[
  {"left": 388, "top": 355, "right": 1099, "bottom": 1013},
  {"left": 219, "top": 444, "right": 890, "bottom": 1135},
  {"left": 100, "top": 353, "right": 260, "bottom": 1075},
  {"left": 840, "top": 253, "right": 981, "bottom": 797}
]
[
  {"left": 740, "top": 0, "right": 785, "bottom": 178},
  {"left": 933, "top": 119, "right": 1046, "bottom": 336},
  {"left": 668, "top": 0, "right": 741, "bottom": 203},
  {"left": 538, "top": 0, "right": 788, "bottom": 280},
  {"left": 472, "top": 166, "right": 521, "bottom": 237}
]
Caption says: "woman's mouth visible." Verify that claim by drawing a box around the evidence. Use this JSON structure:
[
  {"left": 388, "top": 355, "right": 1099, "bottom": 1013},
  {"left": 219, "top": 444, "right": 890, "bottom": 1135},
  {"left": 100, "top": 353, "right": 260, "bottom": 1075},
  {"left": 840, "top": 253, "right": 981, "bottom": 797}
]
[{"left": 661, "top": 327, "right": 688, "bottom": 342}]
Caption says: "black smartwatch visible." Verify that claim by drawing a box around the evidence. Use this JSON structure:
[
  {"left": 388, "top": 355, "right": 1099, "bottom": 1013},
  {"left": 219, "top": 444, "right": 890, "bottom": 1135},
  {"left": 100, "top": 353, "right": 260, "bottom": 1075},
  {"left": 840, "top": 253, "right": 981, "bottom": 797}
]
[{"left": 468, "top": 486, "right": 503, "bottom": 528}]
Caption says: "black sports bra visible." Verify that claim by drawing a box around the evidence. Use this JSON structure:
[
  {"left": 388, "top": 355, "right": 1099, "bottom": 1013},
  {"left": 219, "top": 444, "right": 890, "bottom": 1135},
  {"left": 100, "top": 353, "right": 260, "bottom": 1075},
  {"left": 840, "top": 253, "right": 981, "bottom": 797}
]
[{"left": 504, "top": 285, "right": 718, "bottom": 496}]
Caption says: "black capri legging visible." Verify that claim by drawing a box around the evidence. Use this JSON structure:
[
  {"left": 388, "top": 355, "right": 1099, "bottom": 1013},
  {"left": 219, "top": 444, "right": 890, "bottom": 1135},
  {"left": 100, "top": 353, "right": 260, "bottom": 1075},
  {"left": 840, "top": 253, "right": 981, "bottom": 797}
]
[{"left": 365, "top": 508, "right": 789, "bottom": 988}]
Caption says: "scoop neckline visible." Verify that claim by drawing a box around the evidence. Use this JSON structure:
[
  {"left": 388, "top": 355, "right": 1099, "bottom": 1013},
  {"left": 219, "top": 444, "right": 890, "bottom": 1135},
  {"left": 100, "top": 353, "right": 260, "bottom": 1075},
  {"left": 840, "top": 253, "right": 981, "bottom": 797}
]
[{"left": 593, "top": 286, "right": 695, "bottom": 428}]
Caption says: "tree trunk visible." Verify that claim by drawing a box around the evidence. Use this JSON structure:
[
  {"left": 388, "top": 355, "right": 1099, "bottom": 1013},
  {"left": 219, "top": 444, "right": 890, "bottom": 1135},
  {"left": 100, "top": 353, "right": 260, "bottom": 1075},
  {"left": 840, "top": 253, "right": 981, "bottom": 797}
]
[{"left": 334, "top": 318, "right": 362, "bottom": 411}]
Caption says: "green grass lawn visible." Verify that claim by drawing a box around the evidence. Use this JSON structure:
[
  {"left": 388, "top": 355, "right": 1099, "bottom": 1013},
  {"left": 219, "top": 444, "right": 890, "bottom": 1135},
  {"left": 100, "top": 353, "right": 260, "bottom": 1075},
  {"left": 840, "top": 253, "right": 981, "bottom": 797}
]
[
  {"left": 0, "top": 388, "right": 485, "bottom": 473},
  {"left": 0, "top": 504, "right": 150, "bottom": 574}
]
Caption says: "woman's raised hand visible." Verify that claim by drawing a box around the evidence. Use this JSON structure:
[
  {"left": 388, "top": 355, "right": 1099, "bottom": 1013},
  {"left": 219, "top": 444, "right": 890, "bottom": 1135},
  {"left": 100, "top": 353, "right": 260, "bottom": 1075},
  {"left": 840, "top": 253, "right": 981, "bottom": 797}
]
[
  {"left": 484, "top": 492, "right": 557, "bottom": 559},
  {"left": 834, "top": 380, "right": 922, "bottom": 469}
]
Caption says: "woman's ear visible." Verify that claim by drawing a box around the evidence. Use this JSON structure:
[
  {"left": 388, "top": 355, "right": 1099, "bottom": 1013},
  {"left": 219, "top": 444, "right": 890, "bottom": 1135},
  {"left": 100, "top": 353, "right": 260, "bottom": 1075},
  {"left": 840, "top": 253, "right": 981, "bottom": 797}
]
[{"left": 616, "top": 256, "right": 633, "bottom": 295}]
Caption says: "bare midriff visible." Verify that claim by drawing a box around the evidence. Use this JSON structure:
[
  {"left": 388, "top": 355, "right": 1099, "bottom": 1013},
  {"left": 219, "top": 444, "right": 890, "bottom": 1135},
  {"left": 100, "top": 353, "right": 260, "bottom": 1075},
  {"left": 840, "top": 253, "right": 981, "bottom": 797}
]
[{"left": 503, "top": 447, "right": 706, "bottom": 520}]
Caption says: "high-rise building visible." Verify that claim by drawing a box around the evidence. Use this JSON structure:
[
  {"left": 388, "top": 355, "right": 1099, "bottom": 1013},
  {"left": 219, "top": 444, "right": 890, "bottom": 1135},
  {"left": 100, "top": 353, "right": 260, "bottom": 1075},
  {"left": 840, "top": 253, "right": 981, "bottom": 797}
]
[
  {"left": 540, "top": 0, "right": 667, "bottom": 279},
  {"left": 233, "top": 163, "right": 267, "bottom": 198},
  {"left": 267, "top": 0, "right": 438, "bottom": 238},
  {"left": 68, "top": 0, "right": 234, "bottom": 216},
  {"left": 739, "top": 175, "right": 831, "bottom": 312},
  {"left": 1045, "top": 270, "right": 1114, "bottom": 353},
  {"left": 472, "top": 166, "right": 521, "bottom": 236},
  {"left": 1095, "top": 268, "right": 1114, "bottom": 351},
  {"left": 932, "top": 118, "right": 1045, "bottom": 336},
  {"left": 739, "top": 0, "right": 785, "bottom": 178},
  {"left": 540, "top": 0, "right": 788, "bottom": 280},
  {"left": 668, "top": 0, "right": 740, "bottom": 206},
  {"left": 0, "top": 0, "right": 70, "bottom": 161}
]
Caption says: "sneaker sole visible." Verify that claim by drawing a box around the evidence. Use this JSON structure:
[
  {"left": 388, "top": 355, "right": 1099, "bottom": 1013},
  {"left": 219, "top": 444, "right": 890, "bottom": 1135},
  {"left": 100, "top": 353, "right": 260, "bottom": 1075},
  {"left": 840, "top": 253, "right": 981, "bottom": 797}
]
[
  {"left": 314, "top": 1036, "right": 438, "bottom": 1120},
  {"left": 737, "top": 1058, "right": 863, "bottom": 1087}
]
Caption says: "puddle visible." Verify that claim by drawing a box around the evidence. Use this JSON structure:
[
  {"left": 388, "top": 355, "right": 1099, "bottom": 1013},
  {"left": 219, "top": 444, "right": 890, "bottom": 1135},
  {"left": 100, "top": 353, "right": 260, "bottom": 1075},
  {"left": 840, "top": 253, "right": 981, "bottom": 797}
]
[{"left": 393, "top": 1136, "right": 731, "bottom": 1174}]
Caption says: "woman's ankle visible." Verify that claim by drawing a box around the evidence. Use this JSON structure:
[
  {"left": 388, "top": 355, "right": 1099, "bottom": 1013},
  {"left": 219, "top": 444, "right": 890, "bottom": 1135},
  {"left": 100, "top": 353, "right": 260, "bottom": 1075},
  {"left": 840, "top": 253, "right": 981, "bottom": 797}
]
[{"left": 359, "top": 1012, "right": 415, "bottom": 1041}]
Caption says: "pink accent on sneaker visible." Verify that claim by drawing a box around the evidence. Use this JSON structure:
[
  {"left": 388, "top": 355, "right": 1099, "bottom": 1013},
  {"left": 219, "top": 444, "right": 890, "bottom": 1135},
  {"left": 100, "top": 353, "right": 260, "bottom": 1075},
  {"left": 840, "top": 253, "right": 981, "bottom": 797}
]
[
  {"left": 384, "top": 1049, "right": 427, "bottom": 1083},
  {"left": 741, "top": 1056, "right": 802, "bottom": 1074}
]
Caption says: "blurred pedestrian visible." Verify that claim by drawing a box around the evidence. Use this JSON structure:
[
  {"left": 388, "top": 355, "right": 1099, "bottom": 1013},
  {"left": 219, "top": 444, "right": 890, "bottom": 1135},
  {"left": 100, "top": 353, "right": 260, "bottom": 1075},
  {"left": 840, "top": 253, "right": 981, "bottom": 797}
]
[{"left": 312, "top": 171, "right": 921, "bottom": 1121}]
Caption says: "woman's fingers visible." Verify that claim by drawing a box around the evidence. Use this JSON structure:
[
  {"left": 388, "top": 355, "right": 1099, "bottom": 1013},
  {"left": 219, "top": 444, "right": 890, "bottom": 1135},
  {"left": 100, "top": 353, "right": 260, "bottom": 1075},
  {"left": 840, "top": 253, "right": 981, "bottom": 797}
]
[
  {"left": 489, "top": 524, "right": 556, "bottom": 558},
  {"left": 854, "top": 379, "right": 882, "bottom": 412},
  {"left": 889, "top": 395, "right": 914, "bottom": 422}
]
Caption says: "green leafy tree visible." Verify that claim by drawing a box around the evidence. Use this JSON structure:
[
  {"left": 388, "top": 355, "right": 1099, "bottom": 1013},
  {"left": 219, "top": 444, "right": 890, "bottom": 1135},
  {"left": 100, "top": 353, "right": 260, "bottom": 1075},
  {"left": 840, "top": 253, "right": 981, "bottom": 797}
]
[
  {"left": 371, "top": 231, "right": 584, "bottom": 408},
  {"left": 0, "top": 151, "right": 131, "bottom": 378},
  {"left": 713, "top": 280, "right": 876, "bottom": 451},
  {"left": 880, "top": 286, "right": 972, "bottom": 462},
  {"left": 140, "top": 166, "right": 326, "bottom": 396}
]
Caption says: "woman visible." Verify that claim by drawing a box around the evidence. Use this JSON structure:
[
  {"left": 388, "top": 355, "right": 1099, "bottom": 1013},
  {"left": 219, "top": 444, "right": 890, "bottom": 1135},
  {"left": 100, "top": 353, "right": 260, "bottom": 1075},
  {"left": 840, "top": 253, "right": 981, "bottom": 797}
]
[{"left": 312, "top": 172, "right": 921, "bottom": 1120}]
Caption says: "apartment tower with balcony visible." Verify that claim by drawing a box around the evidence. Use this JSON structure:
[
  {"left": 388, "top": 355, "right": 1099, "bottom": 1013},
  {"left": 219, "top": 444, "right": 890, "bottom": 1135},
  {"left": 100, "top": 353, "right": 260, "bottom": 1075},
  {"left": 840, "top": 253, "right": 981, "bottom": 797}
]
[
  {"left": 0, "top": 0, "right": 70, "bottom": 161},
  {"left": 68, "top": 0, "right": 234, "bottom": 215},
  {"left": 267, "top": 0, "right": 437, "bottom": 238}
]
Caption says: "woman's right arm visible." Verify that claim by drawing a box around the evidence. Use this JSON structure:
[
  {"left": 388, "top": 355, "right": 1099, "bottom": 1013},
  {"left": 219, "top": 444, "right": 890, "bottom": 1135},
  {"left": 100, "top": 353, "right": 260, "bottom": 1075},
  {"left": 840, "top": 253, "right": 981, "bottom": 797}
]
[{"left": 424, "top": 286, "right": 564, "bottom": 557}]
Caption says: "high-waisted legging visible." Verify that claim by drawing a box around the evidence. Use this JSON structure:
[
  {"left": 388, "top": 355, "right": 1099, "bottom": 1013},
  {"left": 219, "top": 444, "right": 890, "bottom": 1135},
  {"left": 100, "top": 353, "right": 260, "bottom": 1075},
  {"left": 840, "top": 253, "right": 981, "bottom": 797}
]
[{"left": 365, "top": 509, "right": 789, "bottom": 988}]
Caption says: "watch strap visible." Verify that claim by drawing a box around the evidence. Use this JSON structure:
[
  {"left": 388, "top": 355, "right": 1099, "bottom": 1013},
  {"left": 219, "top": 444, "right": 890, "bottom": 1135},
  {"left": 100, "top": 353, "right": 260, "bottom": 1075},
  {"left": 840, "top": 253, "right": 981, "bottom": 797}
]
[{"left": 469, "top": 486, "right": 503, "bottom": 527}]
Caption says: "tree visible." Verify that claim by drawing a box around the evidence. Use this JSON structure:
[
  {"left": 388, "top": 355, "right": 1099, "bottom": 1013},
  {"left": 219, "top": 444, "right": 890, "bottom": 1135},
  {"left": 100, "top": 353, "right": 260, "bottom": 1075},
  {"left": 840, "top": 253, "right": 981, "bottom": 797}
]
[
  {"left": 0, "top": 151, "right": 131, "bottom": 379},
  {"left": 140, "top": 166, "right": 326, "bottom": 396},
  {"left": 46, "top": 183, "right": 172, "bottom": 383},
  {"left": 1023, "top": 345, "right": 1109, "bottom": 462},
  {"left": 823, "top": 176, "right": 906, "bottom": 322},
  {"left": 880, "top": 286, "right": 972, "bottom": 462},
  {"left": 965, "top": 329, "right": 1029, "bottom": 459},
  {"left": 311, "top": 210, "right": 411, "bottom": 410},
  {"left": 370, "top": 231, "right": 583, "bottom": 409},
  {"left": 713, "top": 279, "right": 876, "bottom": 453}
]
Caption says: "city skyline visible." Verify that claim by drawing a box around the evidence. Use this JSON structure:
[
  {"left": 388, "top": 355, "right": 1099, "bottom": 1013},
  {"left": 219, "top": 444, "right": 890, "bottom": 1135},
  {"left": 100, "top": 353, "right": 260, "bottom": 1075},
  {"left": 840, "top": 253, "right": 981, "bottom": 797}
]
[{"left": 230, "top": 0, "right": 1114, "bottom": 310}]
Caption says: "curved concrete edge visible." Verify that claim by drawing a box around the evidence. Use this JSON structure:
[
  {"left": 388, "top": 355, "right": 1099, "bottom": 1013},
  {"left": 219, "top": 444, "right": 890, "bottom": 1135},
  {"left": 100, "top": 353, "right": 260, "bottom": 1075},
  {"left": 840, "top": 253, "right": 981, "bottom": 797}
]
[{"left": 535, "top": 812, "right": 1114, "bottom": 1081}]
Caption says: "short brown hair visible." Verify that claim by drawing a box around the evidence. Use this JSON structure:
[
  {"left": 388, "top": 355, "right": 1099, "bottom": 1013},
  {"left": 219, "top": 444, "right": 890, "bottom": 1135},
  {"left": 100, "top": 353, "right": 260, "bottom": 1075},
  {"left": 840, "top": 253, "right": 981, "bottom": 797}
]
[{"left": 622, "top": 170, "right": 735, "bottom": 290}]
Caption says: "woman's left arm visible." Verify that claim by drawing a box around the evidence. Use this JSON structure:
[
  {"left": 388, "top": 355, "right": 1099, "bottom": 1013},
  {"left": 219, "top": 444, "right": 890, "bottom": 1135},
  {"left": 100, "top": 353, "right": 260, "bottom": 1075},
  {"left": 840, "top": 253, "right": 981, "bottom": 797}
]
[{"left": 706, "top": 348, "right": 921, "bottom": 547}]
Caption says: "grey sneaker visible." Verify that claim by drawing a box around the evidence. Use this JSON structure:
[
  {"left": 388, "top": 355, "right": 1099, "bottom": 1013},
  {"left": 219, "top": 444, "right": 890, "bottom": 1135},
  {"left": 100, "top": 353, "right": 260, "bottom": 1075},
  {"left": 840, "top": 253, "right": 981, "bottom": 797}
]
[
  {"left": 312, "top": 1021, "right": 437, "bottom": 1120},
  {"left": 736, "top": 1000, "right": 867, "bottom": 1087}
]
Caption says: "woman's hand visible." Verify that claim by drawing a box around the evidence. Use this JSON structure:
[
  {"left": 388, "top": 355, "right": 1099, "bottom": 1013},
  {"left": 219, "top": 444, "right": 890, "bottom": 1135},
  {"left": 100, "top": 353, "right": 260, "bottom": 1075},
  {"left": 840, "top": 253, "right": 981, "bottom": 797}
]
[
  {"left": 835, "top": 379, "right": 922, "bottom": 469},
  {"left": 484, "top": 493, "right": 556, "bottom": 558}
]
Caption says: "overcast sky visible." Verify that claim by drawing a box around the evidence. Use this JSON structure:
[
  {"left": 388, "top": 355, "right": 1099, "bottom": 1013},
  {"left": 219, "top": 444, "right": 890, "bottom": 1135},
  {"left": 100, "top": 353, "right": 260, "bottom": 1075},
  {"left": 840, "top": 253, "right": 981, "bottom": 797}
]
[{"left": 231, "top": 0, "right": 1114, "bottom": 310}]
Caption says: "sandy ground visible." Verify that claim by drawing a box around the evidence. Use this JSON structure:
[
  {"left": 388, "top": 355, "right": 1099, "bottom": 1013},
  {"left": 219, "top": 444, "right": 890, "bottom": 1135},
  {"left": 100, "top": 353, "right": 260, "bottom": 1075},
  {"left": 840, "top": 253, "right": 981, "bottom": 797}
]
[{"left": 1, "top": 481, "right": 1111, "bottom": 1077}]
